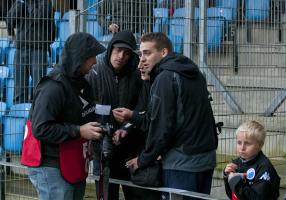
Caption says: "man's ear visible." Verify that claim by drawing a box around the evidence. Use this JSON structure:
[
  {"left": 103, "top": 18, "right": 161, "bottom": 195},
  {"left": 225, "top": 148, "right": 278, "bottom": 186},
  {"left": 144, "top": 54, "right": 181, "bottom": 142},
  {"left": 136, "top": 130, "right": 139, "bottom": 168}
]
[{"left": 161, "top": 48, "right": 169, "bottom": 57}]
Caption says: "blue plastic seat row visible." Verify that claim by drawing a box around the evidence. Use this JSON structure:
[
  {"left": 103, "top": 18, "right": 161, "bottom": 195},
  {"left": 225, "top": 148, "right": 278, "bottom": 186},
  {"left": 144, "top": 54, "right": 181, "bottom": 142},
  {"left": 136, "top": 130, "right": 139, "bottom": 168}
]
[
  {"left": 216, "top": 0, "right": 270, "bottom": 21},
  {"left": 0, "top": 37, "right": 10, "bottom": 65},
  {"left": 168, "top": 7, "right": 226, "bottom": 53},
  {"left": 2, "top": 103, "right": 31, "bottom": 152},
  {"left": 50, "top": 9, "right": 104, "bottom": 64}
]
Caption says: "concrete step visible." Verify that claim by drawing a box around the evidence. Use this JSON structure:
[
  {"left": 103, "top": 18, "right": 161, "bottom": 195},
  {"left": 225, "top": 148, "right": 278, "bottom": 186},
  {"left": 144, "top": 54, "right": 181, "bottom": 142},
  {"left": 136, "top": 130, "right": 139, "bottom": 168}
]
[
  {"left": 236, "top": 23, "right": 281, "bottom": 44},
  {"left": 219, "top": 75, "right": 286, "bottom": 88},
  {"left": 210, "top": 87, "right": 283, "bottom": 114},
  {"left": 238, "top": 45, "right": 286, "bottom": 67}
]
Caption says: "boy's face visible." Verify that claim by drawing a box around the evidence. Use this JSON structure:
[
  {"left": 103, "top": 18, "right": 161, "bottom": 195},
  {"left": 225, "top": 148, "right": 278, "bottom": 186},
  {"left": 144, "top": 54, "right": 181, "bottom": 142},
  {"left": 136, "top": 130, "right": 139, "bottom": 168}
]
[{"left": 236, "top": 132, "right": 261, "bottom": 161}]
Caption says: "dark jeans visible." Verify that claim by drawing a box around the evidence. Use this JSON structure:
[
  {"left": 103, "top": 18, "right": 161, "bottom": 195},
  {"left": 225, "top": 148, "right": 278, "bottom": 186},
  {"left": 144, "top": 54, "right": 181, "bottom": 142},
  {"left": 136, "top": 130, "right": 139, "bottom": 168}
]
[
  {"left": 14, "top": 48, "right": 48, "bottom": 103},
  {"left": 93, "top": 158, "right": 161, "bottom": 200},
  {"left": 161, "top": 169, "right": 214, "bottom": 200}
]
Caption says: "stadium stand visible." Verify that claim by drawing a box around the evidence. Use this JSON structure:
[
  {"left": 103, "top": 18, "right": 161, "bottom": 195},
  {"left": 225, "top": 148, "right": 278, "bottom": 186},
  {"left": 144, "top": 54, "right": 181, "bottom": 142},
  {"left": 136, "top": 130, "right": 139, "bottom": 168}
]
[
  {"left": 245, "top": 0, "right": 270, "bottom": 21},
  {"left": 3, "top": 103, "right": 31, "bottom": 152}
]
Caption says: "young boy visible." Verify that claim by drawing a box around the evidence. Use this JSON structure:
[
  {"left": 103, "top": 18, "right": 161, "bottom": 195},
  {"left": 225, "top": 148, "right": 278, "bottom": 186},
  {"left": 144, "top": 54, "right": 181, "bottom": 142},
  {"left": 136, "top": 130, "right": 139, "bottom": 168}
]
[{"left": 223, "top": 120, "right": 280, "bottom": 200}]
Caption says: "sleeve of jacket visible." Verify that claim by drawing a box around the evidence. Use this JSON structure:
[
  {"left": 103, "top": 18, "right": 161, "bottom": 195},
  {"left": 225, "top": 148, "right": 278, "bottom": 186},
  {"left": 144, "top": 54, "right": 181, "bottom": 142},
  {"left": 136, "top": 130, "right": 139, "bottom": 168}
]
[
  {"left": 223, "top": 169, "right": 233, "bottom": 199},
  {"left": 96, "top": 0, "right": 112, "bottom": 29},
  {"left": 130, "top": 81, "right": 150, "bottom": 133},
  {"left": 138, "top": 72, "right": 177, "bottom": 168},
  {"left": 228, "top": 166, "right": 278, "bottom": 200},
  {"left": 32, "top": 80, "right": 80, "bottom": 144},
  {"left": 6, "top": 1, "right": 26, "bottom": 36}
]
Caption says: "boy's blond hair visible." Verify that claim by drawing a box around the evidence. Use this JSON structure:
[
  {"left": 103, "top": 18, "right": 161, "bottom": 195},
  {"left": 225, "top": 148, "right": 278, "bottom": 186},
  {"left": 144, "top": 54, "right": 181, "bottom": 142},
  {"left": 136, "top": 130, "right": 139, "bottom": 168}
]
[{"left": 235, "top": 120, "right": 266, "bottom": 148}]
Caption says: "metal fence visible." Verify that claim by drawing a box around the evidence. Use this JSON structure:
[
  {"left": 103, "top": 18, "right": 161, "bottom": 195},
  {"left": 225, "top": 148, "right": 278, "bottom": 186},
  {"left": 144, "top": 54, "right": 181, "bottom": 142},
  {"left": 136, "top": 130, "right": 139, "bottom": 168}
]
[{"left": 0, "top": 0, "right": 285, "bottom": 199}]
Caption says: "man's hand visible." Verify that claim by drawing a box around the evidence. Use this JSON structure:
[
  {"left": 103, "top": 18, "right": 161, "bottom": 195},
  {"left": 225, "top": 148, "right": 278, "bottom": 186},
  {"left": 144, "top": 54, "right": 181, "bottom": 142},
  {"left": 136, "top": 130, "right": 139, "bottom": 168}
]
[
  {"left": 112, "top": 129, "right": 128, "bottom": 145},
  {"left": 112, "top": 107, "right": 133, "bottom": 123},
  {"left": 109, "top": 23, "right": 119, "bottom": 33},
  {"left": 126, "top": 157, "right": 139, "bottom": 173},
  {"left": 80, "top": 122, "right": 103, "bottom": 140}
]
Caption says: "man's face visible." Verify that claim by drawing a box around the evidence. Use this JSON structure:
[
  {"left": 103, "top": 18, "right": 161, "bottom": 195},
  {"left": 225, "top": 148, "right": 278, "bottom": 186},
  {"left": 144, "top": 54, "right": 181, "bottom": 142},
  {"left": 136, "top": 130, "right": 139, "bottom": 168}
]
[
  {"left": 110, "top": 47, "right": 132, "bottom": 72},
  {"left": 80, "top": 56, "right": 96, "bottom": 75},
  {"left": 139, "top": 41, "right": 166, "bottom": 80}
]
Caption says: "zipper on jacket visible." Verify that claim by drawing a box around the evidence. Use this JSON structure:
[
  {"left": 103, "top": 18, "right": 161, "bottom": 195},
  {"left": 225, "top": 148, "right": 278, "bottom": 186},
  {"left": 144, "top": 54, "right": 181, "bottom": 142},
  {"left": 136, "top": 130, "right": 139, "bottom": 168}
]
[{"left": 115, "top": 75, "right": 119, "bottom": 84}]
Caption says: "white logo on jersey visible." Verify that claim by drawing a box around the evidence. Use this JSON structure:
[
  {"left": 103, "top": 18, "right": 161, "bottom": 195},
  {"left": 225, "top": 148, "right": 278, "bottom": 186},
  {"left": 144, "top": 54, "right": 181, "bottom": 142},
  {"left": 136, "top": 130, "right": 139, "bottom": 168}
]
[
  {"left": 259, "top": 172, "right": 270, "bottom": 181},
  {"left": 246, "top": 168, "right": 255, "bottom": 180},
  {"left": 79, "top": 96, "right": 89, "bottom": 109}
]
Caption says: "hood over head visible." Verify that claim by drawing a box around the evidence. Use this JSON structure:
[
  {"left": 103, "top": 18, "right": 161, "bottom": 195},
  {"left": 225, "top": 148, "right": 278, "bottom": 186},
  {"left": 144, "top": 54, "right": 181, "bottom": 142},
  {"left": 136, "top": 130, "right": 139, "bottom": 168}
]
[
  {"left": 55, "top": 32, "right": 105, "bottom": 79},
  {"left": 105, "top": 31, "right": 138, "bottom": 71},
  {"left": 158, "top": 53, "right": 200, "bottom": 79}
]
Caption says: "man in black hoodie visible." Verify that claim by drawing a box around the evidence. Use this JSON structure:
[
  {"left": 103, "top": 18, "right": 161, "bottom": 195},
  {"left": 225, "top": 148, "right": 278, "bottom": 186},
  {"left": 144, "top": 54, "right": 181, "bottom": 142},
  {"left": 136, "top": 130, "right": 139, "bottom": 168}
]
[
  {"left": 126, "top": 32, "right": 217, "bottom": 199},
  {"left": 87, "top": 31, "right": 157, "bottom": 200},
  {"left": 28, "top": 32, "right": 105, "bottom": 200},
  {"left": 6, "top": 0, "right": 55, "bottom": 103}
]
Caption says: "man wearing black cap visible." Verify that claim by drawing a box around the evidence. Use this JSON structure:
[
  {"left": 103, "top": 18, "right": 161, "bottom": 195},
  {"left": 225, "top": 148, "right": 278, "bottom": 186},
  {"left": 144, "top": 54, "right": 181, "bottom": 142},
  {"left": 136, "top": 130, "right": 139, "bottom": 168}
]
[{"left": 86, "top": 31, "right": 151, "bottom": 200}]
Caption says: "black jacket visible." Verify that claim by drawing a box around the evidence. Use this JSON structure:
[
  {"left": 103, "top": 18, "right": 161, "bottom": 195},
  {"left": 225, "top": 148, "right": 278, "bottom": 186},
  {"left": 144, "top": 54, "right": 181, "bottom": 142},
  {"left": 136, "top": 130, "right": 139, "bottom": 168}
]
[
  {"left": 97, "top": 0, "right": 153, "bottom": 33},
  {"left": 86, "top": 31, "right": 143, "bottom": 178},
  {"left": 6, "top": 0, "right": 55, "bottom": 49},
  {"left": 31, "top": 32, "right": 105, "bottom": 167},
  {"left": 224, "top": 151, "right": 280, "bottom": 200},
  {"left": 130, "top": 80, "right": 151, "bottom": 134},
  {"left": 138, "top": 53, "right": 217, "bottom": 168}
]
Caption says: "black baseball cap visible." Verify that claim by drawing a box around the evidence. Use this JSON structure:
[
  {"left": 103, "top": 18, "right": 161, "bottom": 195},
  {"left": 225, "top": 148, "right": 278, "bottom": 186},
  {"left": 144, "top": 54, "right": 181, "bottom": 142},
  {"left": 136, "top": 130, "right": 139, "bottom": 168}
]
[{"left": 113, "top": 42, "right": 134, "bottom": 51}]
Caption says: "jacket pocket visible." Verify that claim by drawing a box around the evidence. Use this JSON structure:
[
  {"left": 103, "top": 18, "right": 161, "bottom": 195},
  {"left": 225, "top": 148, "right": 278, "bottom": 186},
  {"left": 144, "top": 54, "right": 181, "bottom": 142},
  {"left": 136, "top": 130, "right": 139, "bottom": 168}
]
[{"left": 150, "top": 95, "right": 161, "bottom": 121}]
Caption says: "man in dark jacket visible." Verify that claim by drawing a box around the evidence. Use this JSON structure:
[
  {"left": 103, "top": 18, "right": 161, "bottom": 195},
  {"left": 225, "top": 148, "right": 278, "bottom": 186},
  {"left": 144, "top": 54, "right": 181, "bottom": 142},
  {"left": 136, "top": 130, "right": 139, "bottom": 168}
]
[
  {"left": 6, "top": 0, "right": 55, "bottom": 103},
  {"left": 127, "top": 32, "right": 217, "bottom": 200},
  {"left": 96, "top": 0, "right": 154, "bottom": 34},
  {"left": 28, "top": 32, "right": 105, "bottom": 200},
  {"left": 86, "top": 30, "right": 158, "bottom": 200}
]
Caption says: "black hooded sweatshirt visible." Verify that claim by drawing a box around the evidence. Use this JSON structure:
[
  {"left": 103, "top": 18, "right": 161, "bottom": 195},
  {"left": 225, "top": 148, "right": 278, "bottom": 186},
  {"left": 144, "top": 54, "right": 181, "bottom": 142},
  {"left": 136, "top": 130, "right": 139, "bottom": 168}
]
[
  {"left": 30, "top": 32, "right": 105, "bottom": 167},
  {"left": 86, "top": 31, "right": 143, "bottom": 179},
  {"left": 7, "top": 0, "right": 55, "bottom": 50},
  {"left": 138, "top": 53, "right": 217, "bottom": 169}
]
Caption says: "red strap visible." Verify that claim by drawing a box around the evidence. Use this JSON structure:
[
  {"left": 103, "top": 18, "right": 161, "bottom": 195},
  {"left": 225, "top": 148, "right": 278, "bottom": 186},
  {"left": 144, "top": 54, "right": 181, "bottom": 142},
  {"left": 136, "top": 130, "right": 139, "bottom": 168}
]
[
  {"left": 232, "top": 192, "right": 238, "bottom": 200},
  {"left": 21, "top": 120, "right": 42, "bottom": 167}
]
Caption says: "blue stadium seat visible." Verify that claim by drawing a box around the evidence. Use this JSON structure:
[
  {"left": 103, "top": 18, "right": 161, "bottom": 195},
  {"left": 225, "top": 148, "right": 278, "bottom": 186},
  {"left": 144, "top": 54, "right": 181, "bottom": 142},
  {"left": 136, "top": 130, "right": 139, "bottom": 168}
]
[
  {"left": 153, "top": 8, "right": 169, "bottom": 33},
  {"left": 169, "top": 8, "right": 188, "bottom": 53},
  {"left": 86, "top": 0, "right": 98, "bottom": 20},
  {"left": 5, "top": 78, "right": 14, "bottom": 109},
  {"left": 50, "top": 39, "right": 62, "bottom": 64},
  {"left": 0, "top": 66, "right": 9, "bottom": 100},
  {"left": 50, "top": 11, "right": 71, "bottom": 64},
  {"left": 54, "top": 11, "right": 61, "bottom": 30},
  {"left": 207, "top": 17, "right": 225, "bottom": 50},
  {"left": 207, "top": 7, "right": 234, "bottom": 21},
  {"left": 169, "top": 7, "right": 224, "bottom": 53},
  {"left": 5, "top": 47, "right": 16, "bottom": 78},
  {"left": 245, "top": 0, "right": 269, "bottom": 21},
  {"left": 216, "top": 0, "right": 237, "bottom": 19},
  {"left": 0, "top": 101, "right": 6, "bottom": 122},
  {"left": 58, "top": 11, "right": 71, "bottom": 43},
  {"left": 0, "top": 37, "right": 10, "bottom": 65},
  {"left": 86, "top": 20, "right": 103, "bottom": 38},
  {"left": 3, "top": 103, "right": 31, "bottom": 152}
]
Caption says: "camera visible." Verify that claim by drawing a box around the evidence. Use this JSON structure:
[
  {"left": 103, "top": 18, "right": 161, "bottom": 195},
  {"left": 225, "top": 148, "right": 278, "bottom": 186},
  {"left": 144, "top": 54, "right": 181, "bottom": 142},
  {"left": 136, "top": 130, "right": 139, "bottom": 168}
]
[{"left": 98, "top": 123, "right": 114, "bottom": 159}]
